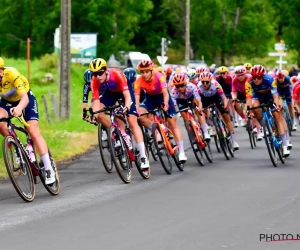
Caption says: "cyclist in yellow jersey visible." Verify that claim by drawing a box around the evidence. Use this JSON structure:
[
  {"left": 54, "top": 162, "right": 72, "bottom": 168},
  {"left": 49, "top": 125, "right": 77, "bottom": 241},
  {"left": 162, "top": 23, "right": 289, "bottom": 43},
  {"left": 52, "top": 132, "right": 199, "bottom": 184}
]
[{"left": 0, "top": 57, "right": 56, "bottom": 184}]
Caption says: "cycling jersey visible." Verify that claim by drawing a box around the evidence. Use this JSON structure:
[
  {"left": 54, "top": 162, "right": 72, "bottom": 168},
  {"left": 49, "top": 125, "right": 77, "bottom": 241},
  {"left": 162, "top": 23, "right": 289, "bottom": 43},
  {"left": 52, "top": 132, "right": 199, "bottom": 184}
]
[
  {"left": 292, "top": 82, "right": 300, "bottom": 101},
  {"left": 0, "top": 67, "right": 29, "bottom": 102},
  {"left": 189, "top": 78, "right": 199, "bottom": 85},
  {"left": 170, "top": 83, "right": 200, "bottom": 106},
  {"left": 232, "top": 74, "right": 251, "bottom": 95},
  {"left": 134, "top": 71, "right": 167, "bottom": 95},
  {"left": 273, "top": 76, "right": 291, "bottom": 89},
  {"left": 197, "top": 80, "right": 225, "bottom": 98},
  {"left": 215, "top": 74, "right": 232, "bottom": 96},
  {"left": 91, "top": 68, "right": 129, "bottom": 101}
]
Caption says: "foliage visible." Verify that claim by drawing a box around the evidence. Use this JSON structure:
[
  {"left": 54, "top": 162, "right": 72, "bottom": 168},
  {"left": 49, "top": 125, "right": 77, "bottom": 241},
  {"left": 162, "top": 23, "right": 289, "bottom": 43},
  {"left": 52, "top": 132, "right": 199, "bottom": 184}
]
[{"left": 1, "top": 0, "right": 300, "bottom": 65}]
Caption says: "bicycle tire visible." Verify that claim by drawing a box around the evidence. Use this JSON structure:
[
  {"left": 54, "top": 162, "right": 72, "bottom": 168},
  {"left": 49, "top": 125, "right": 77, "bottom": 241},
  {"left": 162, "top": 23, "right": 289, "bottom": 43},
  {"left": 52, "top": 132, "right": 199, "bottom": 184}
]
[
  {"left": 201, "top": 128, "right": 213, "bottom": 163},
  {"left": 133, "top": 139, "right": 151, "bottom": 179},
  {"left": 39, "top": 150, "right": 60, "bottom": 195},
  {"left": 262, "top": 118, "right": 278, "bottom": 167},
  {"left": 213, "top": 116, "right": 230, "bottom": 160},
  {"left": 98, "top": 125, "right": 114, "bottom": 173},
  {"left": 185, "top": 120, "right": 204, "bottom": 166},
  {"left": 108, "top": 126, "right": 132, "bottom": 184},
  {"left": 273, "top": 121, "right": 285, "bottom": 164},
  {"left": 284, "top": 106, "right": 292, "bottom": 137},
  {"left": 152, "top": 123, "right": 173, "bottom": 174},
  {"left": 246, "top": 119, "right": 254, "bottom": 149},
  {"left": 223, "top": 120, "right": 234, "bottom": 158},
  {"left": 213, "top": 134, "right": 221, "bottom": 153},
  {"left": 3, "top": 136, "right": 35, "bottom": 202},
  {"left": 168, "top": 128, "right": 184, "bottom": 171},
  {"left": 143, "top": 126, "right": 158, "bottom": 161}
]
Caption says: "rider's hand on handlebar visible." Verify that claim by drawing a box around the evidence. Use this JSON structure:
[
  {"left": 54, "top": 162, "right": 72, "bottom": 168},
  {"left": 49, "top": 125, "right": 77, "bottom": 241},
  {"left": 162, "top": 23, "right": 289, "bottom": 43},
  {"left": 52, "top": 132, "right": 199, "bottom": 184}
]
[
  {"left": 10, "top": 107, "right": 22, "bottom": 117},
  {"left": 161, "top": 102, "right": 169, "bottom": 111}
]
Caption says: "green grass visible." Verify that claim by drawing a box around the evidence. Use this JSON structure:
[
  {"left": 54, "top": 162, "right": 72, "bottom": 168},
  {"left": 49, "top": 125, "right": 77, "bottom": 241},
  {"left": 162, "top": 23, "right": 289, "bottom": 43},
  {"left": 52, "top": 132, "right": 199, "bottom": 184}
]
[{"left": 0, "top": 57, "right": 98, "bottom": 177}]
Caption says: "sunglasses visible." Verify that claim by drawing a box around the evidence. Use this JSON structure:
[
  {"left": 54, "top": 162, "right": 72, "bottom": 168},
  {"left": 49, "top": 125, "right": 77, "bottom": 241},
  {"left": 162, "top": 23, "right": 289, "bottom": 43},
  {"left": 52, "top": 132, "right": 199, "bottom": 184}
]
[
  {"left": 92, "top": 70, "right": 106, "bottom": 77},
  {"left": 175, "top": 84, "right": 186, "bottom": 89},
  {"left": 252, "top": 76, "right": 263, "bottom": 80},
  {"left": 220, "top": 72, "right": 227, "bottom": 75},
  {"left": 202, "top": 81, "right": 210, "bottom": 85},
  {"left": 245, "top": 67, "right": 251, "bottom": 70}
]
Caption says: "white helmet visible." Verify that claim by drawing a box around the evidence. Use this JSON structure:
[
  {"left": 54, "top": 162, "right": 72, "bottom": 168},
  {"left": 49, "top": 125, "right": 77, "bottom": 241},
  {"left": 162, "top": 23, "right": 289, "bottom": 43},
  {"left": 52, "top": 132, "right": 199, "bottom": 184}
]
[{"left": 187, "top": 69, "right": 197, "bottom": 79}]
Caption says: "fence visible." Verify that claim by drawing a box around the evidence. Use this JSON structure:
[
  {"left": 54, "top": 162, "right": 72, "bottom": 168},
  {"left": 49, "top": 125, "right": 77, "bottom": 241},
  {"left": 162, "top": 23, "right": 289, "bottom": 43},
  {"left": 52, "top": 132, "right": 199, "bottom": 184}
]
[{"left": 41, "top": 90, "right": 58, "bottom": 124}]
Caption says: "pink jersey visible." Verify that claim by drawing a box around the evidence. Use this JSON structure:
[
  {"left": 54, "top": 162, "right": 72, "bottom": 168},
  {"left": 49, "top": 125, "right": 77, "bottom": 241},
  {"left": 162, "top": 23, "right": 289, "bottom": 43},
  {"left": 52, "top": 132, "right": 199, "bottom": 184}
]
[
  {"left": 134, "top": 71, "right": 167, "bottom": 95},
  {"left": 232, "top": 74, "right": 251, "bottom": 94},
  {"left": 292, "top": 82, "right": 300, "bottom": 101}
]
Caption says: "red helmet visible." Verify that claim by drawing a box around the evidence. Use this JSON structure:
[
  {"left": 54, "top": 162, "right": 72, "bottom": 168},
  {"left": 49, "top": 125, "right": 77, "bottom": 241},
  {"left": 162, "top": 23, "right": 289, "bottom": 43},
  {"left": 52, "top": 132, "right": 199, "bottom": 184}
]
[
  {"left": 275, "top": 70, "right": 285, "bottom": 79},
  {"left": 291, "top": 76, "right": 299, "bottom": 84},
  {"left": 172, "top": 72, "right": 187, "bottom": 86},
  {"left": 234, "top": 66, "right": 246, "bottom": 76},
  {"left": 200, "top": 72, "right": 213, "bottom": 81},
  {"left": 196, "top": 66, "right": 207, "bottom": 75},
  {"left": 137, "top": 60, "right": 154, "bottom": 71},
  {"left": 250, "top": 65, "right": 266, "bottom": 76},
  {"left": 165, "top": 67, "right": 173, "bottom": 76}
]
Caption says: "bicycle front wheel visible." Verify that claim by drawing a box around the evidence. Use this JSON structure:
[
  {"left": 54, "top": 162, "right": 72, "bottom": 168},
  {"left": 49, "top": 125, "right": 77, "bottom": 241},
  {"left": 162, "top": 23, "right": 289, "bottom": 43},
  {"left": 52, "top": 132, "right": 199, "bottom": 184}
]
[
  {"left": 213, "top": 117, "right": 230, "bottom": 160},
  {"left": 185, "top": 120, "right": 204, "bottom": 166},
  {"left": 108, "top": 126, "right": 132, "bottom": 184},
  {"left": 3, "top": 136, "right": 35, "bottom": 202},
  {"left": 246, "top": 119, "right": 254, "bottom": 149},
  {"left": 284, "top": 106, "right": 292, "bottom": 137},
  {"left": 262, "top": 119, "right": 278, "bottom": 167},
  {"left": 98, "top": 125, "right": 114, "bottom": 173}
]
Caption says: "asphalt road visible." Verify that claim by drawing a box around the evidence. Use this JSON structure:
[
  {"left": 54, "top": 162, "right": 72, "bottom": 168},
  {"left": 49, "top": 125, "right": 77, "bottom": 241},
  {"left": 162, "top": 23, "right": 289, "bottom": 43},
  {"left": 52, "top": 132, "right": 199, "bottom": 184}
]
[{"left": 1, "top": 119, "right": 300, "bottom": 250}]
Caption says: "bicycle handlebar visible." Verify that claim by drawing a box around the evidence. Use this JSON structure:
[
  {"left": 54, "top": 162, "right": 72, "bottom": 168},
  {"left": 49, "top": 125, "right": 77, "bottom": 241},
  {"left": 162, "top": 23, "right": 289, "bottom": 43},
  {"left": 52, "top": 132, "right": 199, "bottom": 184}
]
[{"left": 0, "top": 114, "right": 30, "bottom": 127}]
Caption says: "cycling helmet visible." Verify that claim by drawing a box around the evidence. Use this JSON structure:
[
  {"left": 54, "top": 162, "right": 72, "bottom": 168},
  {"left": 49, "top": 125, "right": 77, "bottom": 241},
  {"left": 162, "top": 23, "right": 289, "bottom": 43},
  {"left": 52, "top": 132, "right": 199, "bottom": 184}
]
[
  {"left": 196, "top": 66, "right": 207, "bottom": 75},
  {"left": 275, "top": 69, "right": 285, "bottom": 79},
  {"left": 84, "top": 69, "right": 93, "bottom": 83},
  {"left": 250, "top": 65, "right": 266, "bottom": 76},
  {"left": 290, "top": 76, "right": 299, "bottom": 84},
  {"left": 89, "top": 58, "right": 107, "bottom": 72},
  {"left": 137, "top": 60, "right": 154, "bottom": 71},
  {"left": 165, "top": 67, "right": 173, "bottom": 76},
  {"left": 123, "top": 67, "right": 137, "bottom": 82},
  {"left": 219, "top": 66, "right": 228, "bottom": 73},
  {"left": 172, "top": 72, "right": 187, "bottom": 86},
  {"left": 187, "top": 69, "right": 197, "bottom": 79},
  {"left": 0, "top": 57, "right": 4, "bottom": 68},
  {"left": 244, "top": 63, "right": 252, "bottom": 69},
  {"left": 200, "top": 72, "right": 213, "bottom": 81},
  {"left": 234, "top": 66, "right": 246, "bottom": 76}
]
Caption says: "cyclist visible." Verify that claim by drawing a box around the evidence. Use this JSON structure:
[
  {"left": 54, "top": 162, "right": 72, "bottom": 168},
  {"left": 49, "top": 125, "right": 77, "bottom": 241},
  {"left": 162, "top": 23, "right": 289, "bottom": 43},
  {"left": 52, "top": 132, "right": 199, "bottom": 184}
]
[
  {"left": 82, "top": 69, "right": 97, "bottom": 123},
  {"left": 198, "top": 72, "right": 240, "bottom": 150},
  {"left": 273, "top": 70, "right": 296, "bottom": 131},
  {"left": 187, "top": 69, "right": 198, "bottom": 85},
  {"left": 134, "top": 60, "right": 187, "bottom": 163},
  {"left": 244, "top": 63, "right": 252, "bottom": 74},
  {"left": 196, "top": 66, "right": 208, "bottom": 81},
  {"left": 215, "top": 66, "right": 238, "bottom": 127},
  {"left": 292, "top": 77, "right": 300, "bottom": 122},
  {"left": 124, "top": 67, "right": 146, "bottom": 104},
  {"left": 245, "top": 65, "right": 290, "bottom": 157},
  {"left": 232, "top": 66, "right": 263, "bottom": 140},
  {"left": 170, "top": 72, "right": 209, "bottom": 140},
  {"left": 0, "top": 57, "right": 55, "bottom": 184},
  {"left": 89, "top": 58, "right": 150, "bottom": 170}
]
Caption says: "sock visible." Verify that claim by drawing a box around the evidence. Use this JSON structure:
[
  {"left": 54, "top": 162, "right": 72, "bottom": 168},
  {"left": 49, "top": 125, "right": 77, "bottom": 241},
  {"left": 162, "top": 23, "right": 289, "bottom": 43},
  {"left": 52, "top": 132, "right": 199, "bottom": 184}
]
[
  {"left": 285, "top": 130, "right": 290, "bottom": 141},
  {"left": 281, "top": 134, "right": 288, "bottom": 146},
  {"left": 176, "top": 140, "right": 184, "bottom": 153},
  {"left": 234, "top": 113, "right": 239, "bottom": 123},
  {"left": 292, "top": 117, "right": 295, "bottom": 125},
  {"left": 230, "top": 130, "right": 236, "bottom": 141},
  {"left": 136, "top": 142, "right": 146, "bottom": 158},
  {"left": 41, "top": 153, "right": 52, "bottom": 171},
  {"left": 201, "top": 123, "right": 208, "bottom": 134}
]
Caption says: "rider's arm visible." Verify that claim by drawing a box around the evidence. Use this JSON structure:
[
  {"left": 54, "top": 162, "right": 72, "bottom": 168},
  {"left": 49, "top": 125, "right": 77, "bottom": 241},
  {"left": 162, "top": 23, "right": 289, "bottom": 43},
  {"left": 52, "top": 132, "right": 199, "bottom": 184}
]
[
  {"left": 122, "top": 90, "right": 132, "bottom": 110},
  {"left": 13, "top": 75, "right": 29, "bottom": 115},
  {"left": 271, "top": 79, "right": 279, "bottom": 106},
  {"left": 82, "top": 82, "right": 90, "bottom": 110},
  {"left": 15, "top": 92, "right": 29, "bottom": 115},
  {"left": 231, "top": 78, "right": 237, "bottom": 99},
  {"left": 245, "top": 81, "right": 252, "bottom": 108},
  {"left": 162, "top": 87, "right": 169, "bottom": 104}
]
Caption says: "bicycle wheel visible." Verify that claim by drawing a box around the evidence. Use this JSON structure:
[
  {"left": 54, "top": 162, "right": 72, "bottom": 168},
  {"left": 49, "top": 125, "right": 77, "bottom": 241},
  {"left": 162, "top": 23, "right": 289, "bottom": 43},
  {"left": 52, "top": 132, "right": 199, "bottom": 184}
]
[
  {"left": 213, "top": 117, "right": 230, "bottom": 160},
  {"left": 201, "top": 129, "right": 213, "bottom": 163},
  {"left": 3, "top": 136, "right": 35, "bottom": 202},
  {"left": 273, "top": 121, "right": 285, "bottom": 164},
  {"left": 143, "top": 126, "right": 158, "bottom": 161},
  {"left": 262, "top": 119, "right": 278, "bottom": 167},
  {"left": 185, "top": 120, "right": 204, "bottom": 166},
  {"left": 98, "top": 125, "right": 114, "bottom": 173},
  {"left": 152, "top": 123, "right": 173, "bottom": 174},
  {"left": 213, "top": 133, "right": 221, "bottom": 153},
  {"left": 246, "top": 119, "right": 254, "bottom": 149},
  {"left": 108, "top": 126, "right": 132, "bottom": 184},
  {"left": 39, "top": 150, "right": 60, "bottom": 195},
  {"left": 284, "top": 106, "right": 292, "bottom": 136},
  {"left": 223, "top": 120, "right": 234, "bottom": 158},
  {"left": 132, "top": 139, "right": 150, "bottom": 179},
  {"left": 168, "top": 128, "right": 184, "bottom": 171}
]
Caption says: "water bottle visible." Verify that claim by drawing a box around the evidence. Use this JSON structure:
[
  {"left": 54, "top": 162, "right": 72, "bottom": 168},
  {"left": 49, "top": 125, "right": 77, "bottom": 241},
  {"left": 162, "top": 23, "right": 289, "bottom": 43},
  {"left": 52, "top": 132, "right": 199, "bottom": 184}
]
[{"left": 26, "top": 143, "right": 36, "bottom": 162}]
